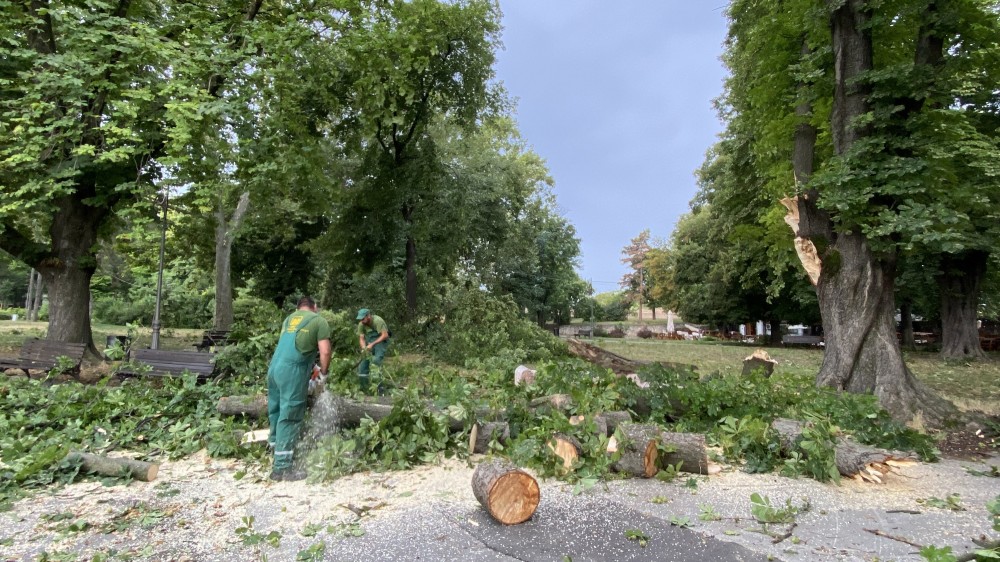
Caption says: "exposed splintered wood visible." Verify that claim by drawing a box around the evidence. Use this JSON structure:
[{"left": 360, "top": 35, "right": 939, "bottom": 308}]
[
  {"left": 68, "top": 451, "right": 158, "bottom": 482},
  {"left": 742, "top": 349, "right": 777, "bottom": 378},
  {"left": 469, "top": 422, "right": 510, "bottom": 455},
  {"left": 612, "top": 424, "right": 660, "bottom": 478},
  {"left": 514, "top": 366, "right": 535, "bottom": 386},
  {"left": 772, "top": 418, "right": 918, "bottom": 481},
  {"left": 472, "top": 458, "right": 540, "bottom": 525},
  {"left": 596, "top": 411, "right": 631, "bottom": 435},
  {"left": 217, "top": 395, "right": 269, "bottom": 418},
  {"left": 570, "top": 414, "right": 608, "bottom": 438},
  {"left": 566, "top": 338, "right": 696, "bottom": 374},
  {"left": 529, "top": 394, "right": 573, "bottom": 415},
  {"left": 547, "top": 433, "right": 582, "bottom": 471},
  {"left": 659, "top": 432, "right": 709, "bottom": 475}
]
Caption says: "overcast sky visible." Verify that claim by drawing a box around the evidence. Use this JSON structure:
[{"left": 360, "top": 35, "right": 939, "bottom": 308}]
[{"left": 494, "top": 1, "right": 730, "bottom": 293}]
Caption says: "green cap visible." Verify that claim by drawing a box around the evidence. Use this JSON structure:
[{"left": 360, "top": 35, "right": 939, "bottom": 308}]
[{"left": 356, "top": 308, "right": 370, "bottom": 320}]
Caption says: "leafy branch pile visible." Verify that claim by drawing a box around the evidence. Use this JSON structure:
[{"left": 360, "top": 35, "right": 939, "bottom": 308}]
[{"left": 0, "top": 374, "right": 266, "bottom": 510}]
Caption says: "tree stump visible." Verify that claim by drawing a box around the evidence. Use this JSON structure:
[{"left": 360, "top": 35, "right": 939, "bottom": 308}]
[
  {"left": 742, "top": 349, "right": 777, "bottom": 378},
  {"left": 469, "top": 422, "right": 510, "bottom": 454},
  {"left": 217, "top": 395, "right": 268, "bottom": 418},
  {"left": 659, "top": 432, "right": 709, "bottom": 474},
  {"left": 68, "top": 451, "right": 158, "bottom": 482},
  {"left": 547, "top": 433, "right": 582, "bottom": 471},
  {"left": 772, "top": 418, "right": 917, "bottom": 482},
  {"left": 611, "top": 424, "right": 660, "bottom": 477},
  {"left": 472, "top": 458, "right": 540, "bottom": 525}
]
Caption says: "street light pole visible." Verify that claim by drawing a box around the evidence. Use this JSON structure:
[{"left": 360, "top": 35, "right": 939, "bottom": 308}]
[{"left": 150, "top": 190, "right": 168, "bottom": 350}]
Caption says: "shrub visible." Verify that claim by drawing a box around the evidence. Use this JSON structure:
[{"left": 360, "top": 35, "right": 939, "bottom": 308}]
[
  {"left": 607, "top": 326, "right": 626, "bottom": 338},
  {"left": 637, "top": 328, "right": 654, "bottom": 339}
]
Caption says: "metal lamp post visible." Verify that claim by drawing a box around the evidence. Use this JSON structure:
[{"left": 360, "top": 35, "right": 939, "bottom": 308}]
[{"left": 150, "top": 190, "right": 168, "bottom": 350}]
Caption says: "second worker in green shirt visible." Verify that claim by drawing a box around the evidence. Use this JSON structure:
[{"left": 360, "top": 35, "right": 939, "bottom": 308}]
[{"left": 356, "top": 308, "right": 389, "bottom": 392}]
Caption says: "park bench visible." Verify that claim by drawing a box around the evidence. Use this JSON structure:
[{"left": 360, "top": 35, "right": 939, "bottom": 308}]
[
  {"left": 782, "top": 335, "right": 824, "bottom": 346},
  {"left": 192, "top": 330, "right": 234, "bottom": 352},
  {"left": 118, "top": 349, "right": 217, "bottom": 380},
  {"left": 0, "top": 338, "right": 87, "bottom": 377}
]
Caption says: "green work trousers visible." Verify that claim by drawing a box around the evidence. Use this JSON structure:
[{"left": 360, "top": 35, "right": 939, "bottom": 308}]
[
  {"left": 358, "top": 330, "right": 389, "bottom": 391},
  {"left": 267, "top": 314, "right": 317, "bottom": 472}
]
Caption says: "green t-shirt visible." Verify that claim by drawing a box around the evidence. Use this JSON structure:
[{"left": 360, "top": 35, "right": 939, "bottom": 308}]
[
  {"left": 283, "top": 311, "right": 332, "bottom": 355},
  {"left": 357, "top": 314, "right": 389, "bottom": 339}
]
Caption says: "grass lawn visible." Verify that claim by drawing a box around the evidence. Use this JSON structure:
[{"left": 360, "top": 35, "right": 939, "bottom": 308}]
[{"left": 594, "top": 338, "right": 1000, "bottom": 415}]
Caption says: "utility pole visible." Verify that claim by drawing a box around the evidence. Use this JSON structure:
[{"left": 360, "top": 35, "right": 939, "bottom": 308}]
[{"left": 150, "top": 190, "right": 168, "bottom": 350}]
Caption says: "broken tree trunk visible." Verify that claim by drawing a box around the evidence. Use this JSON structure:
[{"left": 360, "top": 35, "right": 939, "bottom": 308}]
[
  {"left": 772, "top": 418, "right": 917, "bottom": 482},
  {"left": 742, "top": 349, "right": 777, "bottom": 378},
  {"left": 472, "top": 458, "right": 540, "bottom": 525},
  {"left": 566, "top": 338, "right": 695, "bottom": 374},
  {"left": 611, "top": 424, "right": 661, "bottom": 478},
  {"left": 217, "top": 395, "right": 268, "bottom": 418},
  {"left": 659, "top": 432, "right": 710, "bottom": 475},
  {"left": 68, "top": 451, "right": 158, "bottom": 482},
  {"left": 547, "top": 433, "right": 582, "bottom": 472},
  {"left": 469, "top": 422, "right": 510, "bottom": 455}
]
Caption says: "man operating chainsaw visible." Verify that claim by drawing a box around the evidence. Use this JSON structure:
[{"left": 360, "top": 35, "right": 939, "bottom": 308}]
[{"left": 267, "top": 296, "right": 331, "bottom": 482}]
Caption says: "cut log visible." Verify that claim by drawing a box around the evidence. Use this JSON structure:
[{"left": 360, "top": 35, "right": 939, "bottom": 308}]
[
  {"left": 566, "top": 338, "right": 696, "bottom": 374},
  {"left": 217, "top": 395, "right": 268, "bottom": 418},
  {"left": 469, "top": 422, "right": 510, "bottom": 454},
  {"left": 659, "top": 432, "right": 709, "bottom": 475},
  {"left": 514, "top": 366, "right": 535, "bottom": 386},
  {"left": 529, "top": 394, "right": 573, "bottom": 415},
  {"left": 336, "top": 397, "right": 394, "bottom": 425},
  {"left": 570, "top": 414, "right": 608, "bottom": 438},
  {"left": 547, "top": 433, "right": 582, "bottom": 471},
  {"left": 772, "top": 418, "right": 918, "bottom": 481},
  {"left": 742, "top": 349, "right": 777, "bottom": 378},
  {"left": 68, "top": 451, "right": 158, "bottom": 482},
  {"left": 611, "top": 424, "right": 661, "bottom": 478},
  {"left": 472, "top": 458, "right": 540, "bottom": 525},
  {"left": 596, "top": 411, "right": 631, "bottom": 435}
]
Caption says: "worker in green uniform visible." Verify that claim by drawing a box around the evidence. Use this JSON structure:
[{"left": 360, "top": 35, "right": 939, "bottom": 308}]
[
  {"left": 356, "top": 309, "right": 389, "bottom": 392},
  {"left": 267, "top": 296, "right": 332, "bottom": 482}
]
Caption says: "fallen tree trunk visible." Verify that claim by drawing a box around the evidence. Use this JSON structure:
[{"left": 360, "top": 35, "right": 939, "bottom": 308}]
[
  {"left": 217, "top": 395, "right": 268, "bottom": 418},
  {"left": 528, "top": 394, "right": 573, "bottom": 415},
  {"left": 567, "top": 338, "right": 696, "bottom": 374},
  {"left": 611, "top": 424, "right": 660, "bottom": 478},
  {"left": 472, "top": 458, "right": 540, "bottom": 525},
  {"left": 68, "top": 451, "right": 158, "bottom": 482},
  {"left": 660, "top": 432, "right": 709, "bottom": 475},
  {"left": 469, "top": 422, "right": 510, "bottom": 455},
  {"left": 772, "top": 418, "right": 917, "bottom": 482}
]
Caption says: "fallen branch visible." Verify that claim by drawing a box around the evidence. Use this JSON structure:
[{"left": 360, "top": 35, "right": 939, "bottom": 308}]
[
  {"left": 771, "top": 522, "right": 798, "bottom": 544},
  {"left": 566, "top": 338, "right": 696, "bottom": 374},
  {"left": 886, "top": 509, "right": 922, "bottom": 515},
  {"left": 863, "top": 528, "right": 923, "bottom": 549},
  {"left": 68, "top": 450, "right": 158, "bottom": 482}
]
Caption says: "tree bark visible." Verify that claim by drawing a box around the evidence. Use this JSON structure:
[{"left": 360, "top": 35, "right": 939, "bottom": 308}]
[
  {"left": 900, "top": 301, "right": 916, "bottom": 351},
  {"left": 217, "top": 394, "right": 268, "bottom": 417},
  {"left": 769, "top": 319, "right": 782, "bottom": 346},
  {"left": 611, "top": 423, "right": 660, "bottom": 478},
  {"left": 784, "top": 12, "right": 956, "bottom": 426},
  {"left": 469, "top": 422, "right": 509, "bottom": 454},
  {"left": 404, "top": 233, "right": 417, "bottom": 319},
  {"left": 471, "top": 458, "right": 539, "bottom": 525},
  {"left": 214, "top": 191, "right": 249, "bottom": 331},
  {"left": 596, "top": 411, "right": 632, "bottom": 435},
  {"left": 937, "top": 251, "right": 988, "bottom": 359},
  {"left": 659, "top": 432, "right": 709, "bottom": 475}
]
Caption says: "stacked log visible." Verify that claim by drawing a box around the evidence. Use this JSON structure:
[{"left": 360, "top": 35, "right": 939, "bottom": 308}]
[
  {"left": 528, "top": 394, "right": 573, "bottom": 415},
  {"left": 569, "top": 415, "right": 607, "bottom": 438},
  {"left": 597, "top": 411, "right": 632, "bottom": 434},
  {"left": 472, "top": 458, "right": 540, "bottom": 525},
  {"left": 659, "top": 432, "right": 710, "bottom": 475},
  {"left": 547, "top": 433, "right": 582, "bottom": 471},
  {"left": 772, "top": 418, "right": 918, "bottom": 483}
]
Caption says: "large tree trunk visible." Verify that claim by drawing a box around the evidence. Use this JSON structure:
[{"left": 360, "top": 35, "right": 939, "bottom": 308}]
[
  {"left": 769, "top": 318, "right": 782, "bottom": 346},
  {"left": 25, "top": 268, "right": 36, "bottom": 311},
  {"left": 214, "top": 191, "right": 249, "bottom": 331},
  {"left": 38, "top": 193, "right": 103, "bottom": 359},
  {"left": 937, "top": 251, "right": 988, "bottom": 359},
  {"left": 900, "top": 301, "right": 916, "bottom": 351},
  {"left": 404, "top": 233, "right": 417, "bottom": 319},
  {"left": 784, "top": 12, "right": 956, "bottom": 426}
]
